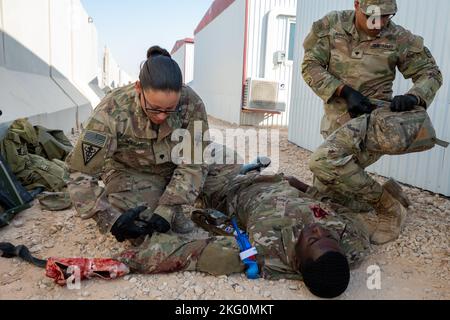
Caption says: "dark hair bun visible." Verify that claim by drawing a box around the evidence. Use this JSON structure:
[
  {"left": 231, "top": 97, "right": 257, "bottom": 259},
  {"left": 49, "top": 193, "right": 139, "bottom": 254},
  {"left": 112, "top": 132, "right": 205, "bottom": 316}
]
[{"left": 147, "top": 46, "right": 171, "bottom": 59}]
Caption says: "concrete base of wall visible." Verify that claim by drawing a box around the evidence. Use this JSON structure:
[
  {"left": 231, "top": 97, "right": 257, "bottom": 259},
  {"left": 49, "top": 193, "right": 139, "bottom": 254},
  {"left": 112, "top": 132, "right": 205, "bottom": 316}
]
[
  {"left": 0, "top": 66, "right": 92, "bottom": 132},
  {"left": 0, "top": 30, "right": 93, "bottom": 133}
]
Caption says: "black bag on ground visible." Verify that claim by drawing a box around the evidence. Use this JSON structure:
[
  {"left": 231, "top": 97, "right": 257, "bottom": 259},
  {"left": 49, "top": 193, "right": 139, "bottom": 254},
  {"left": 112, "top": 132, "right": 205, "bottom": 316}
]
[{"left": 0, "top": 154, "right": 34, "bottom": 228}]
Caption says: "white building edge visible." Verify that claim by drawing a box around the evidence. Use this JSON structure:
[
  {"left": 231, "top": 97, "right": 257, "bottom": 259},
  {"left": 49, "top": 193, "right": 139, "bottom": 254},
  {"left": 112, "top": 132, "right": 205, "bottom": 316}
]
[
  {"left": 289, "top": 0, "right": 450, "bottom": 196},
  {"left": 171, "top": 38, "right": 195, "bottom": 85}
]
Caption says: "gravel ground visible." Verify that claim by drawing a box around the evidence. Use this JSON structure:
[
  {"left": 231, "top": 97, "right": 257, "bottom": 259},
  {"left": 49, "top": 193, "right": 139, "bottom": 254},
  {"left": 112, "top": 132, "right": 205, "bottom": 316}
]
[{"left": 0, "top": 116, "right": 448, "bottom": 300}]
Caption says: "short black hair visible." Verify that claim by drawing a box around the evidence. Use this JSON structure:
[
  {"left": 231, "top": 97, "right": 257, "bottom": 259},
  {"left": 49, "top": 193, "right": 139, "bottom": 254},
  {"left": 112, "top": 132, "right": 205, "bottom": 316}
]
[
  {"left": 300, "top": 251, "right": 350, "bottom": 299},
  {"left": 139, "top": 46, "right": 182, "bottom": 92}
]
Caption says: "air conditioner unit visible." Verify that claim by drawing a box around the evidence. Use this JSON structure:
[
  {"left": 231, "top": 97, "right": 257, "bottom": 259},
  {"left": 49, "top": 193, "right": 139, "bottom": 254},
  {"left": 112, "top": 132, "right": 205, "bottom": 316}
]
[{"left": 243, "top": 78, "right": 286, "bottom": 112}]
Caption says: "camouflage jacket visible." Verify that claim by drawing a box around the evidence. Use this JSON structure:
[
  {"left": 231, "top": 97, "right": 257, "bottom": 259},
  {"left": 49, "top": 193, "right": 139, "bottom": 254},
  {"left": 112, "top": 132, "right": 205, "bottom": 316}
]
[
  {"left": 119, "top": 168, "right": 371, "bottom": 280},
  {"left": 302, "top": 10, "right": 443, "bottom": 137},
  {"left": 0, "top": 119, "right": 69, "bottom": 192},
  {"left": 66, "top": 84, "right": 210, "bottom": 233}
]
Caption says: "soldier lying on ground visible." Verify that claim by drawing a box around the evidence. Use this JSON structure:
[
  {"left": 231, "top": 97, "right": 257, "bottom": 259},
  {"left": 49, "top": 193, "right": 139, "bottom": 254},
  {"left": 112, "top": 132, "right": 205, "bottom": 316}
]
[
  {"left": 66, "top": 46, "right": 210, "bottom": 238},
  {"left": 114, "top": 163, "right": 371, "bottom": 299},
  {"left": 1, "top": 162, "right": 371, "bottom": 299}
]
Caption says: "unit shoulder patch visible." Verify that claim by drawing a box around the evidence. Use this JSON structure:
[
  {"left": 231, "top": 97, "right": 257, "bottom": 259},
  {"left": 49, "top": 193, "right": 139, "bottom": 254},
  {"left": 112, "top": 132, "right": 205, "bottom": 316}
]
[{"left": 81, "top": 131, "right": 107, "bottom": 165}]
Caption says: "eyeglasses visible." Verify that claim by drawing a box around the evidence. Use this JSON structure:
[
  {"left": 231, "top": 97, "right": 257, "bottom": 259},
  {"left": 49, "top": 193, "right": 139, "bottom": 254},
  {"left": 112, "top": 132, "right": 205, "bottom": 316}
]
[{"left": 140, "top": 93, "right": 181, "bottom": 115}]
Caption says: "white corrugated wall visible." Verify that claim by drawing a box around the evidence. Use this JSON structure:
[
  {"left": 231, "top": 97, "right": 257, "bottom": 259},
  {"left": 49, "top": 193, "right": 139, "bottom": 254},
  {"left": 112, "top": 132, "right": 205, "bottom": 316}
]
[
  {"left": 289, "top": 0, "right": 450, "bottom": 196},
  {"left": 241, "top": 0, "right": 297, "bottom": 127}
]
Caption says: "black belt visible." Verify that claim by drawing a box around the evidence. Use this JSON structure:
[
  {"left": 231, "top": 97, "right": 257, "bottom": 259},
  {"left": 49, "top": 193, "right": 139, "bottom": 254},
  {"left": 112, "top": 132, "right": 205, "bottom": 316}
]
[{"left": 0, "top": 243, "right": 47, "bottom": 268}]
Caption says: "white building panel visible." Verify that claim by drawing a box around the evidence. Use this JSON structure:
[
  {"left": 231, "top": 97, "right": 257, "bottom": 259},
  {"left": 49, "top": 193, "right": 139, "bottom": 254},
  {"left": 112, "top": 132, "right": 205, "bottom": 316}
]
[
  {"left": 2, "top": 0, "right": 51, "bottom": 74},
  {"left": 172, "top": 45, "right": 186, "bottom": 83},
  {"left": 172, "top": 45, "right": 186, "bottom": 82},
  {"left": 71, "top": 0, "right": 100, "bottom": 107},
  {"left": 0, "top": 0, "right": 4, "bottom": 65},
  {"left": 172, "top": 40, "right": 194, "bottom": 84},
  {"left": 0, "top": 0, "right": 102, "bottom": 130},
  {"left": 50, "top": 0, "right": 73, "bottom": 79},
  {"left": 49, "top": 0, "right": 91, "bottom": 117},
  {"left": 241, "top": 0, "right": 297, "bottom": 127},
  {"left": 0, "top": 0, "right": 80, "bottom": 130},
  {"left": 185, "top": 42, "right": 195, "bottom": 84},
  {"left": 193, "top": 0, "right": 246, "bottom": 125},
  {"left": 289, "top": 0, "right": 450, "bottom": 196}
]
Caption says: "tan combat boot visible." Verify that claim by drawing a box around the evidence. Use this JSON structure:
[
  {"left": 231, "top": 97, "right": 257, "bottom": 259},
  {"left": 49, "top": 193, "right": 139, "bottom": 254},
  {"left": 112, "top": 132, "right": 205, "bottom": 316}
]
[
  {"left": 355, "top": 213, "right": 379, "bottom": 238},
  {"left": 370, "top": 188, "right": 408, "bottom": 245},
  {"left": 382, "top": 178, "right": 411, "bottom": 208}
]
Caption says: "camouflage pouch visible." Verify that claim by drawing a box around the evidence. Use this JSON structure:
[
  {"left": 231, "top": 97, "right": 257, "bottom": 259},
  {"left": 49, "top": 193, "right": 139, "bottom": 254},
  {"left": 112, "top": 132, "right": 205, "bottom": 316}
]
[
  {"left": 366, "top": 107, "right": 440, "bottom": 155},
  {"left": 191, "top": 209, "right": 233, "bottom": 236}
]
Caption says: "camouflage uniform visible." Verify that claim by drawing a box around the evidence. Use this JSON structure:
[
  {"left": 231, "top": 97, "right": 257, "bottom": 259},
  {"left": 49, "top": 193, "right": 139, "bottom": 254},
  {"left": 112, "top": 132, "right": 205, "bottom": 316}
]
[
  {"left": 302, "top": 8, "right": 443, "bottom": 138},
  {"left": 118, "top": 165, "right": 371, "bottom": 280},
  {"left": 66, "top": 84, "right": 209, "bottom": 234},
  {"left": 0, "top": 119, "right": 70, "bottom": 192},
  {"left": 309, "top": 106, "right": 441, "bottom": 207}
]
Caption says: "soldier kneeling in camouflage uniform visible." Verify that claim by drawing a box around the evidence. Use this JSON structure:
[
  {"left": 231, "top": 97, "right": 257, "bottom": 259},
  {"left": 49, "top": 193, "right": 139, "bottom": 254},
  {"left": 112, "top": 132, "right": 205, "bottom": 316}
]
[
  {"left": 309, "top": 107, "right": 448, "bottom": 245},
  {"left": 118, "top": 162, "right": 371, "bottom": 299},
  {"left": 302, "top": 0, "right": 443, "bottom": 213},
  {"left": 66, "top": 46, "right": 209, "bottom": 240}
]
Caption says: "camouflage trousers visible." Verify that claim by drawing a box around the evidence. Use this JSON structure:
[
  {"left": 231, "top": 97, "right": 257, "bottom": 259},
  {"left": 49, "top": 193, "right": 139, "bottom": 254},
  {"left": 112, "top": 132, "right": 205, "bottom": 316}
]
[
  {"left": 102, "top": 170, "right": 169, "bottom": 220},
  {"left": 309, "top": 107, "right": 437, "bottom": 205},
  {"left": 68, "top": 169, "right": 173, "bottom": 233}
]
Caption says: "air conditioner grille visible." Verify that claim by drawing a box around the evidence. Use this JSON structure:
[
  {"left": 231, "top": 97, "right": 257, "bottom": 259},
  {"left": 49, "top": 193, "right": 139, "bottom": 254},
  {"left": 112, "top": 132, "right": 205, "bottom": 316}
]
[{"left": 243, "top": 78, "right": 285, "bottom": 112}]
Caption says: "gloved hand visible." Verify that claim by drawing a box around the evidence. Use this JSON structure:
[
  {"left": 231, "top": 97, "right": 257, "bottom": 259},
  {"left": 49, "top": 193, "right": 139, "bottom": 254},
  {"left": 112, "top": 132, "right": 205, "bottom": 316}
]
[
  {"left": 111, "top": 206, "right": 149, "bottom": 242},
  {"left": 148, "top": 213, "right": 171, "bottom": 233},
  {"left": 340, "top": 85, "right": 374, "bottom": 118},
  {"left": 390, "top": 95, "right": 419, "bottom": 112}
]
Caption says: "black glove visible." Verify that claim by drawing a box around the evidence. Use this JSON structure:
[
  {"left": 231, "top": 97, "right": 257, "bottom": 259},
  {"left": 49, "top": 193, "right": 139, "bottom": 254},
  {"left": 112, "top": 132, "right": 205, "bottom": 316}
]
[
  {"left": 111, "top": 206, "right": 149, "bottom": 242},
  {"left": 390, "top": 95, "right": 419, "bottom": 112},
  {"left": 340, "top": 85, "right": 374, "bottom": 118},
  {"left": 148, "top": 214, "right": 171, "bottom": 233}
]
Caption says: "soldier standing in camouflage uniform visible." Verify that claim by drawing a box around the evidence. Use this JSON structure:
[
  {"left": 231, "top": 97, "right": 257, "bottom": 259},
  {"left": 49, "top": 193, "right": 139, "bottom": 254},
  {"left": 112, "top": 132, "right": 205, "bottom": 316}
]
[
  {"left": 118, "top": 161, "right": 371, "bottom": 298},
  {"left": 66, "top": 46, "right": 209, "bottom": 241}
]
